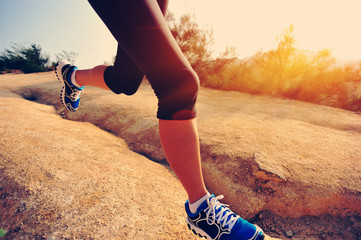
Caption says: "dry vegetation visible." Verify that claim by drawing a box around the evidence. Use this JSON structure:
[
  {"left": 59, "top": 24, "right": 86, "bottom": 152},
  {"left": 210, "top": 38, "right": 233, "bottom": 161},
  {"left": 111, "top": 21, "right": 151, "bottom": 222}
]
[{"left": 202, "top": 25, "right": 361, "bottom": 112}]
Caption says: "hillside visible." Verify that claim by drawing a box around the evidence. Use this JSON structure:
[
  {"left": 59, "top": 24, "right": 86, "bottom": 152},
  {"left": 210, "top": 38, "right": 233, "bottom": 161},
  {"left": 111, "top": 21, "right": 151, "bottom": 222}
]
[{"left": 0, "top": 72, "right": 360, "bottom": 239}]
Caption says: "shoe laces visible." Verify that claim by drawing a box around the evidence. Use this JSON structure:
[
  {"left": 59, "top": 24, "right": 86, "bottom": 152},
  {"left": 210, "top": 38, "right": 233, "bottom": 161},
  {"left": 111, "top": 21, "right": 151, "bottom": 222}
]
[
  {"left": 205, "top": 195, "right": 239, "bottom": 231},
  {"left": 70, "top": 88, "right": 84, "bottom": 101}
]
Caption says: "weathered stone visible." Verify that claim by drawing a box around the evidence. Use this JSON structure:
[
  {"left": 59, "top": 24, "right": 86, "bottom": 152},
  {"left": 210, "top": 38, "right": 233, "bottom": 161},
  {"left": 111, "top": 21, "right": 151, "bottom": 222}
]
[
  {"left": 1, "top": 72, "right": 360, "bottom": 239},
  {"left": 0, "top": 80, "right": 198, "bottom": 238}
]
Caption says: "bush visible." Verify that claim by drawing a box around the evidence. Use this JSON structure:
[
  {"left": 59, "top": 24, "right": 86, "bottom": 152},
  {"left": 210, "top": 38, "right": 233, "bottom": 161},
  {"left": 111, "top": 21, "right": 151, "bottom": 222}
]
[
  {"left": 0, "top": 43, "right": 78, "bottom": 74},
  {"left": 0, "top": 43, "right": 50, "bottom": 73}
]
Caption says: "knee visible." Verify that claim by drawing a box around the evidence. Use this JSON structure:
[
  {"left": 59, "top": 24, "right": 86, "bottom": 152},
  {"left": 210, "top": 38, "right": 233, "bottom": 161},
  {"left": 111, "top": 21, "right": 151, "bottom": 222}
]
[
  {"left": 182, "top": 70, "right": 200, "bottom": 104},
  {"left": 157, "top": 69, "right": 200, "bottom": 120},
  {"left": 174, "top": 69, "right": 200, "bottom": 100}
]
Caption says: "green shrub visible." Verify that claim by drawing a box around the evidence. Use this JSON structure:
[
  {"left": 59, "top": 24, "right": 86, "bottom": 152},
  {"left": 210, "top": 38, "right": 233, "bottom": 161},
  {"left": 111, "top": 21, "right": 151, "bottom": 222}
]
[{"left": 0, "top": 42, "right": 50, "bottom": 73}]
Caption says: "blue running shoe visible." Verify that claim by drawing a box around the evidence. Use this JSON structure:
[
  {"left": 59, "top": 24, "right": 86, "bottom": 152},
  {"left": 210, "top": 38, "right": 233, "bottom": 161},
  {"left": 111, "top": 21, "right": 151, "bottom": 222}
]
[
  {"left": 185, "top": 195, "right": 265, "bottom": 240},
  {"left": 55, "top": 60, "right": 84, "bottom": 112}
]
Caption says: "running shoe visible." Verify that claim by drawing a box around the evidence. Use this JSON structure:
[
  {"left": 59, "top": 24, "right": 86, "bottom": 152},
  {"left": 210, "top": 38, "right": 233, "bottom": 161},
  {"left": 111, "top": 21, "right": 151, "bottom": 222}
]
[
  {"left": 55, "top": 60, "right": 84, "bottom": 112},
  {"left": 185, "top": 195, "right": 265, "bottom": 240}
]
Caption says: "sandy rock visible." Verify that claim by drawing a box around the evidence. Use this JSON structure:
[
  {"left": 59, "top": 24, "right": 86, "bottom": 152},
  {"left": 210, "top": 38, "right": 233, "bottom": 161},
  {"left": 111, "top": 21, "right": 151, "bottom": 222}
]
[
  {"left": 1, "top": 72, "right": 361, "bottom": 239},
  {"left": 9, "top": 72, "right": 358, "bottom": 219},
  {"left": 197, "top": 88, "right": 361, "bottom": 218},
  {"left": 0, "top": 88, "right": 197, "bottom": 239}
]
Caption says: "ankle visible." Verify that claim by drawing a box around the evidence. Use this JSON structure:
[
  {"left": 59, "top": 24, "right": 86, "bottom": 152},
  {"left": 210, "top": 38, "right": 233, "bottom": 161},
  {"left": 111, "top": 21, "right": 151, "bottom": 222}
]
[
  {"left": 71, "top": 69, "right": 83, "bottom": 88},
  {"left": 188, "top": 189, "right": 209, "bottom": 204},
  {"left": 189, "top": 192, "right": 211, "bottom": 213}
]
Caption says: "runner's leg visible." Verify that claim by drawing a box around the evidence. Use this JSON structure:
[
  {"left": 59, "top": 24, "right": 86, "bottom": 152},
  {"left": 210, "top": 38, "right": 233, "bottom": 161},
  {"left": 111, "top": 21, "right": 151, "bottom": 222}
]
[{"left": 88, "top": 0, "right": 207, "bottom": 202}]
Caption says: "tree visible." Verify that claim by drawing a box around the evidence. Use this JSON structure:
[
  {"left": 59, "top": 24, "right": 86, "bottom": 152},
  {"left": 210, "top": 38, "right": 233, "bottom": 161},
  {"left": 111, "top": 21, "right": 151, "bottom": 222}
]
[{"left": 166, "top": 13, "right": 214, "bottom": 80}]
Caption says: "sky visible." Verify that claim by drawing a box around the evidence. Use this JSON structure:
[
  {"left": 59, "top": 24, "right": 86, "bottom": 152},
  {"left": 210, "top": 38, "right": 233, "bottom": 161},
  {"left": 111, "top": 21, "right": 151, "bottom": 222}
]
[{"left": 1, "top": 0, "right": 361, "bottom": 68}]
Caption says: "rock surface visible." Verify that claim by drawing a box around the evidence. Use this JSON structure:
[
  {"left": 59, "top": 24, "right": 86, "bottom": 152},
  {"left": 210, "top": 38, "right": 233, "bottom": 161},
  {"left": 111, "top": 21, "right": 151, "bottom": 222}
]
[
  {"left": 1, "top": 72, "right": 361, "bottom": 239},
  {"left": 0, "top": 87, "right": 198, "bottom": 239}
]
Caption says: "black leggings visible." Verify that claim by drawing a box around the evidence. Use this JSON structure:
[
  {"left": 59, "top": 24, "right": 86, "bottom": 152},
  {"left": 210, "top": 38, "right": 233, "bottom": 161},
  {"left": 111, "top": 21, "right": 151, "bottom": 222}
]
[{"left": 88, "top": 0, "right": 200, "bottom": 120}]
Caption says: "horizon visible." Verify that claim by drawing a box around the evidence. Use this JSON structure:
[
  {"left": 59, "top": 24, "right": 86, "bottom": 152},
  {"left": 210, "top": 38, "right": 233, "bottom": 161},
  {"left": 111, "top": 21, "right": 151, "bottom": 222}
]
[{"left": 1, "top": 0, "right": 361, "bottom": 68}]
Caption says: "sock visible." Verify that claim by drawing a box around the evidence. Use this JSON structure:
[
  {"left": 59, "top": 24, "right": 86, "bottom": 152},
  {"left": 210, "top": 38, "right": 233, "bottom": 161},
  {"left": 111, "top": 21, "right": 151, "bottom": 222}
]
[
  {"left": 189, "top": 193, "right": 211, "bottom": 214},
  {"left": 70, "top": 69, "right": 82, "bottom": 88}
]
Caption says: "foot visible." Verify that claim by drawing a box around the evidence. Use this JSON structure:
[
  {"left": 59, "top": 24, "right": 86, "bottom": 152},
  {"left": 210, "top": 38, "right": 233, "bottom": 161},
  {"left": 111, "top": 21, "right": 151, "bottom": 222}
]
[
  {"left": 185, "top": 195, "right": 265, "bottom": 240},
  {"left": 55, "top": 60, "right": 84, "bottom": 112}
]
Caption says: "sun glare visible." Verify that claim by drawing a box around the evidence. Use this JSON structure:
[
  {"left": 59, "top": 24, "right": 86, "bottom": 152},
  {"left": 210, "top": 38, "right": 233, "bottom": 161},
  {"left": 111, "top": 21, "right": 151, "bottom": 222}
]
[{"left": 169, "top": 0, "right": 361, "bottom": 60}]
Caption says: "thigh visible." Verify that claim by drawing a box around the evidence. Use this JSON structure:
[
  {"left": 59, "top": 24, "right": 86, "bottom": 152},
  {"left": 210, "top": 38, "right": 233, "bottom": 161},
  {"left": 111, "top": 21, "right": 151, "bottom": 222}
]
[
  {"left": 111, "top": 0, "right": 198, "bottom": 119},
  {"left": 89, "top": 0, "right": 199, "bottom": 119},
  {"left": 110, "top": 0, "right": 170, "bottom": 85},
  {"left": 89, "top": 0, "right": 191, "bottom": 85},
  {"left": 89, "top": 0, "right": 172, "bottom": 94}
]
